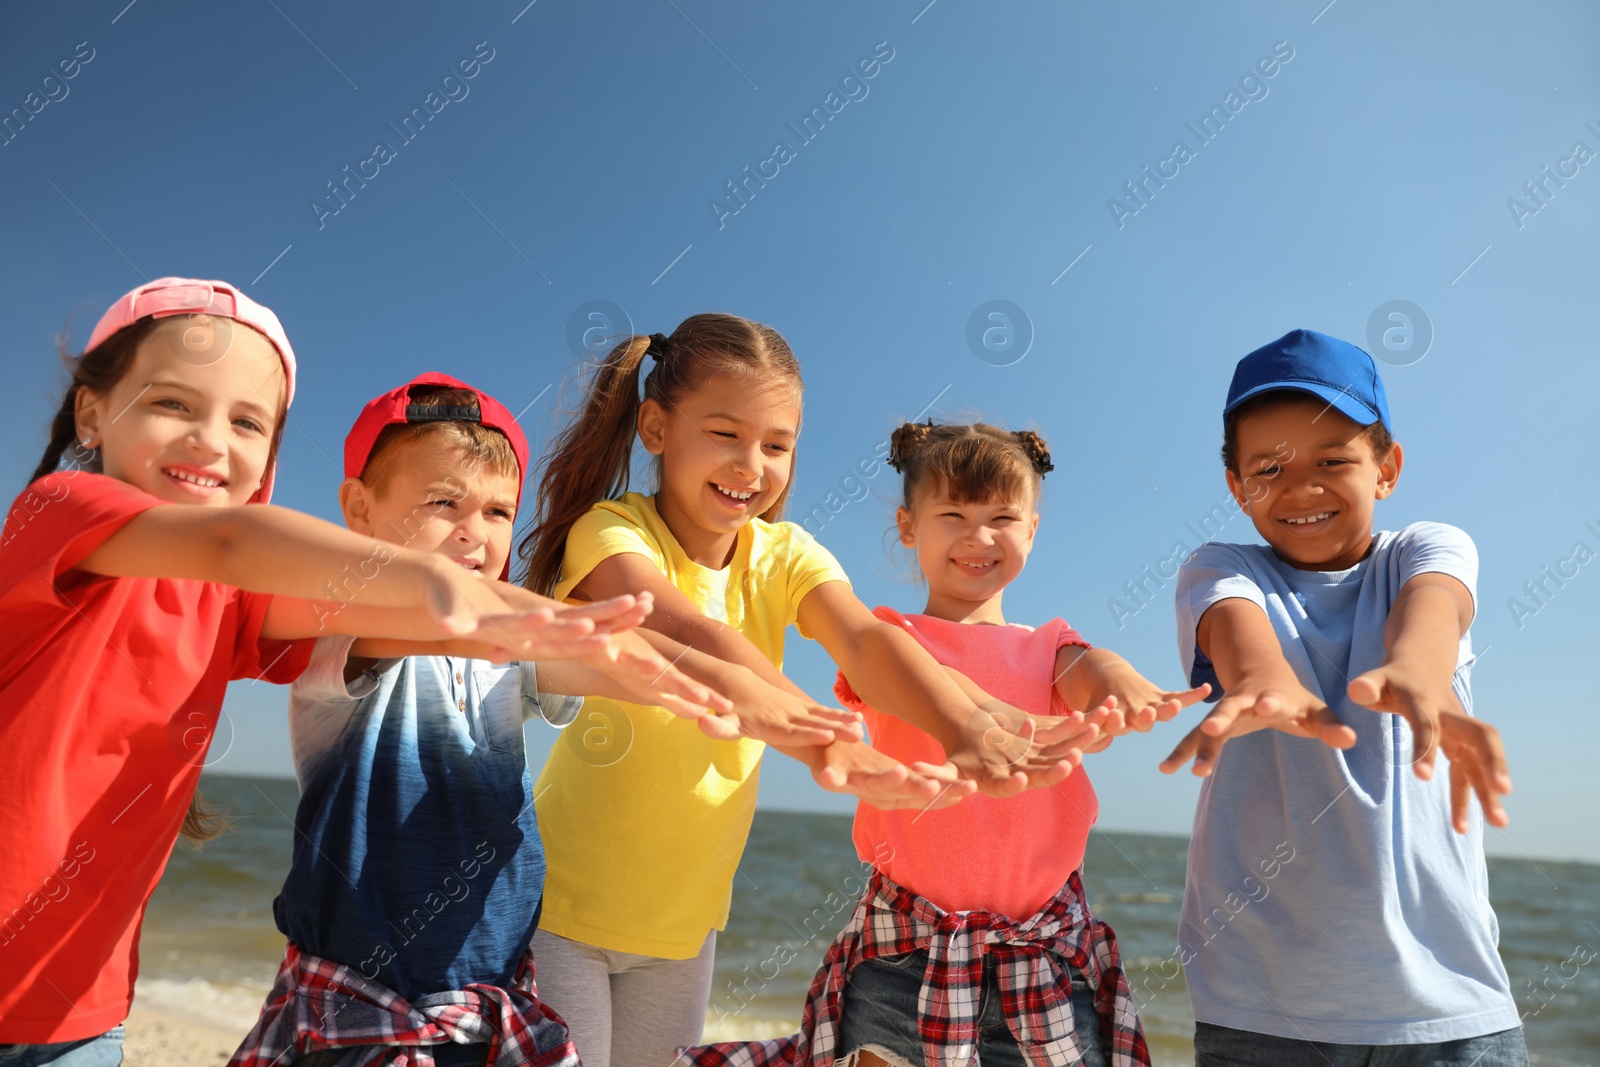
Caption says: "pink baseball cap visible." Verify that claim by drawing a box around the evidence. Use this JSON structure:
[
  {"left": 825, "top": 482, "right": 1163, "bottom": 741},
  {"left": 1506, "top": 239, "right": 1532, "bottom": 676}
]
[
  {"left": 344, "top": 373, "right": 531, "bottom": 580},
  {"left": 87, "top": 277, "right": 299, "bottom": 504}
]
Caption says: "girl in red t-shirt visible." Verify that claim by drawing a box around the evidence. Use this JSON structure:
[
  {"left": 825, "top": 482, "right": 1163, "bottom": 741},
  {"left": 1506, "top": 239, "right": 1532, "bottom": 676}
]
[
  {"left": 687, "top": 422, "right": 1210, "bottom": 1067},
  {"left": 0, "top": 279, "right": 691, "bottom": 1063}
]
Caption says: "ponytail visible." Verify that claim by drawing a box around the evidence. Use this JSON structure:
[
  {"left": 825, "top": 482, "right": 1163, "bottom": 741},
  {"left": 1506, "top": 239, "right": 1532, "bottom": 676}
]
[
  {"left": 519, "top": 335, "right": 653, "bottom": 595},
  {"left": 518, "top": 313, "right": 804, "bottom": 596},
  {"left": 31, "top": 318, "right": 161, "bottom": 483}
]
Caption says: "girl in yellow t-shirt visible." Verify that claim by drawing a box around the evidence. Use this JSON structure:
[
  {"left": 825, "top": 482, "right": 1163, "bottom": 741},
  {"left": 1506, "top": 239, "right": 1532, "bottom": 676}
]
[{"left": 517, "top": 315, "right": 1093, "bottom": 1067}]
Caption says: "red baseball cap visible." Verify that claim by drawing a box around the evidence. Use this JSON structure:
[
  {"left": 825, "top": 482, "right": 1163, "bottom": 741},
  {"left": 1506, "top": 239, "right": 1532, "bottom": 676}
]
[
  {"left": 88, "top": 277, "right": 298, "bottom": 503},
  {"left": 344, "top": 373, "right": 531, "bottom": 579}
]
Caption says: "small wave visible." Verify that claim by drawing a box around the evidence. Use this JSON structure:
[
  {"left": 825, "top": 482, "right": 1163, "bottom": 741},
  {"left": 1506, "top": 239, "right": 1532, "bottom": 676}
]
[
  {"left": 700, "top": 1013, "right": 802, "bottom": 1042},
  {"left": 134, "top": 976, "right": 272, "bottom": 1035}
]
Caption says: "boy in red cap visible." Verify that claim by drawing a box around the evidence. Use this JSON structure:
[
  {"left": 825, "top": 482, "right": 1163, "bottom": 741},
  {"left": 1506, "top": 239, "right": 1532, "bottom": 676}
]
[{"left": 231, "top": 375, "right": 737, "bottom": 1067}]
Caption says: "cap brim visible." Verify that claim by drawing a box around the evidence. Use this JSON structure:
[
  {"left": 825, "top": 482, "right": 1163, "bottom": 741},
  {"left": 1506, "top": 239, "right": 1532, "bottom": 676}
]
[{"left": 1226, "top": 380, "right": 1383, "bottom": 428}]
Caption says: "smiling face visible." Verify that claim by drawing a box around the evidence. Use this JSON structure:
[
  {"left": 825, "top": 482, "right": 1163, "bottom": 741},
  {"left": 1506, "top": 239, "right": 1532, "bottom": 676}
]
[
  {"left": 74, "top": 316, "right": 286, "bottom": 507},
  {"left": 897, "top": 483, "right": 1039, "bottom": 623},
  {"left": 637, "top": 370, "right": 801, "bottom": 567},
  {"left": 341, "top": 438, "right": 520, "bottom": 577},
  {"left": 1225, "top": 393, "right": 1403, "bottom": 571}
]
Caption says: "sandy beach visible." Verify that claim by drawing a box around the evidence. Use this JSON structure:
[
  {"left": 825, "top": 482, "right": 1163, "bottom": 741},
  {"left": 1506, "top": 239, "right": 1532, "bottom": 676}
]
[{"left": 123, "top": 1002, "right": 242, "bottom": 1067}]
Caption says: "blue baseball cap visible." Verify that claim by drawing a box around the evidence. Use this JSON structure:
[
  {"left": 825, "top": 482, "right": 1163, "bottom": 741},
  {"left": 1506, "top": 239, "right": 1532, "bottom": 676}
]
[{"left": 1225, "top": 329, "right": 1392, "bottom": 432}]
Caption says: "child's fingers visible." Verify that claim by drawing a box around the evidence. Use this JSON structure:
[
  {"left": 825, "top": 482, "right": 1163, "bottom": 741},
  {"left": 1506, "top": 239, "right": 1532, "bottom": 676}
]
[
  {"left": 1457, "top": 749, "right": 1510, "bottom": 832},
  {"left": 1346, "top": 670, "right": 1385, "bottom": 710},
  {"left": 1448, "top": 756, "right": 1475, "bottom": 835},
  {"left": 652, "top": 665, "right": 729, "bottom": 713},
  {"left": 1035, "top": 714, "right": 1098, "bottom": 752},
  {"left": 1472, "top": 719, "right": 1513, "bottom": 795},
  {"left": 970, "top": 766, "right": 1030, "bottom": 798},
  {"left": 1445, "top": 717, "right": 1512, "bottom": 823},
  {"left": 810, "top": 704, "right": 866, "bottom": 727},
  {"left": 907, "top": 759, "right": 964, "bottom": 783},
  {"left": 1158, "top": 725, "right": 1205, "bottom": 774},
  {"left": 562, "top": 593, "right": 639, "bottom": 621},
  {"left": 1405, "top": 707, "right": 1440, "bottom": 780},
  {"left": 1169, "top": 683, "right": 1212, "bottom": 709},
  {"left": 1198, "top": 696, "right": 1248, "bottom": 737},
  {"left": 1471, "top": 757, "right": 1511, "bottom": 829},
  {"left": 1301, "top": 707, "right": 1358, "bottom": 750},
  {"left": 1015, "top": 757, "right": 1077, "bottom": 791},
  {"left": 1452, "top": 713, "right": 1510, "bottom": 796},
  {"left": 695, "top": 711, "right": 744, "bottom": 742}
]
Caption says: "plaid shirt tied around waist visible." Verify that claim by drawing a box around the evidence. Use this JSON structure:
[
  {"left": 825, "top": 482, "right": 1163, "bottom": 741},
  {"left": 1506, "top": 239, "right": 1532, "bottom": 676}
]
[
  {"left": 228, "top": 943, "right": 580, "bottom": 1067},
  {"left": 683, "top": 868, "right": 1148, "bottom": 1067}
]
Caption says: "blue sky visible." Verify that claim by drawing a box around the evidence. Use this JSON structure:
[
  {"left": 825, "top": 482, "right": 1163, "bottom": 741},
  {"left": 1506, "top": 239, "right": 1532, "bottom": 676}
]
[{"left": 3, "top": 1, "right": 1596, "bottom": 863}]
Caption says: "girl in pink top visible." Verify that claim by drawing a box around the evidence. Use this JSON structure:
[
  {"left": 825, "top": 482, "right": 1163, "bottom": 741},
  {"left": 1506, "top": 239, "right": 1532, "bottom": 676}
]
[{"left": 686, "top": 422, "right": 1208, "bottom": 1067}]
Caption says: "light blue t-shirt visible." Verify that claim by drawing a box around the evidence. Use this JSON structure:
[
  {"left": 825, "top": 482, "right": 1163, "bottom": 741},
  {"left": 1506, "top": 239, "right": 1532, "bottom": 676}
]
[
  {"left": 274, "top": 637, "right": 581, "bottom": 1007},
  {"left": 1174, "top": 522, "right": 1518, "bottom": 1044}
]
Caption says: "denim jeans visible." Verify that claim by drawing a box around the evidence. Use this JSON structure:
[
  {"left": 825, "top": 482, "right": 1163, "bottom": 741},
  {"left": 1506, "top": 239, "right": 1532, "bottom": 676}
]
[
  {"left": 0, "top": 1025, "right": 125, "bottom": 1067},
  {"left": 1193, "top": 1021, "right": 1528, "bottom": 1067},
  {"left": 838, "top": 949, "right": 1109, "bottom": 1067}
]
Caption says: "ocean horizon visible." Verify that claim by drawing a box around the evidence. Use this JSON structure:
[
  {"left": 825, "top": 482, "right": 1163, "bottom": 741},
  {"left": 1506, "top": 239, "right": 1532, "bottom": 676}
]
[{"left": 133, "top": 775, "right": 1600, "bottom": 1065}]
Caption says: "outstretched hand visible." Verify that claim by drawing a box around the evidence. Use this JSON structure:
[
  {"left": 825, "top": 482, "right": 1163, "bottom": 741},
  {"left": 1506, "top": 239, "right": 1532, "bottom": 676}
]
[
  {"left": 711, "top": 668, "right": 864, "bottom": 747},
  {"left": 811, "top": 739, "right": 976, "bottom": 811},
  {"left": 578, "top": 628, "right": 738, "bottom": 733},
  {"left": 1348, "top": 666, "right": 1511, "bottom": 831},
  {"left": 1159, "top": 678, "right": 1356, "bottom": 776},
  {"left": 947, "top": 702, "right": 1083, "bottom": 797}
]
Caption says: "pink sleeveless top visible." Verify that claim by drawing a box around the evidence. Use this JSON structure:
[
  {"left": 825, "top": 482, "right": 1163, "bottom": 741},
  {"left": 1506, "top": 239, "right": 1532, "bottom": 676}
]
[{"left": 836, "top": 606, "right": 1099, "bottom": 918}]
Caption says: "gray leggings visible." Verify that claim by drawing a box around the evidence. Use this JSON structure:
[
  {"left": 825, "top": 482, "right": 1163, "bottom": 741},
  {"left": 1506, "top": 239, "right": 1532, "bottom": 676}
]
[{"left": 530, "top": 928, "right": 717, "bottom": 1067}]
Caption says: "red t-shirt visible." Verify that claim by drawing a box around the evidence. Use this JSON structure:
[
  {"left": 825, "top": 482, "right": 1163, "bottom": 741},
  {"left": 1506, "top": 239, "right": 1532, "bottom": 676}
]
[
  {"left": 837, "top": 606, "right": 1099, "bottom": 919},
  {"left": 0, "top": 472, "right": 313, "bottom": 1042}
]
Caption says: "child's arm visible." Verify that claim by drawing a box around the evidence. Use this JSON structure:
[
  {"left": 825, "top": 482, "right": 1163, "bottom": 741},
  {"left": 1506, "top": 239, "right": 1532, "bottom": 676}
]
[
  {"left": 571, "top": 554, "right": 977, "bottom": 806},
  {"left": 1048, "top": 647, "right": 1211, "bottom": 746},
  {"left": 1347, "top": 573, "right": 1511, "bottom": 831},
  {"left": 771, "top": 737, "right": 976, "bottom": 811},
  {"left": 571, "top": 554, "right": 862, "bottom": 744},
  {"left": 340, "top": 627, "right": 730, "bottom": 726},
  {"left": 796, "top": 583, "right": 1073, "bottom": 796},
  {"left": 78, "top": 503, "right": 512, "bottom": 637},
  {"left": 1159, "top": 597, "right": 1358, "bottom": 776}
]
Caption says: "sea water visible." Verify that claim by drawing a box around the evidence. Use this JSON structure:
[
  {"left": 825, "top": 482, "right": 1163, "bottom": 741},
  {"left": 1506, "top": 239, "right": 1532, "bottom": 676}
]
[{"left": 137, "top": 776, "right": 1600, "bottom": 1064}]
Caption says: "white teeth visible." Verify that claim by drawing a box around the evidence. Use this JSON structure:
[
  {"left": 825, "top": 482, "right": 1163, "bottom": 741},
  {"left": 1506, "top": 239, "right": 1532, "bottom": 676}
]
[
  {"left": 715, "top": 485, "right": 754, "bottom": 501},
  {"left": 1284, "top": 513, "right": 1331, "bottom": 525},
  {"left": 169, "top": 470, "right": 222, "bottom": 488},
  {"left": 958, "top": 560, "right": 997, "bottom": 570}
]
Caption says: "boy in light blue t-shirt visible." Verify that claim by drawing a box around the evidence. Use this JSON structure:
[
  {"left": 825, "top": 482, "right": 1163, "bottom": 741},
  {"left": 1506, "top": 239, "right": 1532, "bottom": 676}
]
[{"left": 1164, "top": 331, "right": 1524, "bottom": 1066}]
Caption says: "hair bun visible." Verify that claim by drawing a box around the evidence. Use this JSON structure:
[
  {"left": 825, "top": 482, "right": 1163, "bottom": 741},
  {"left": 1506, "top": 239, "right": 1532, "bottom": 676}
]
[
  {"left": 887, "top": 419, "right": 934, "bottom": 473},
  {"left": 1012, "top": 429, "right": 1054, "bottom": 476}
]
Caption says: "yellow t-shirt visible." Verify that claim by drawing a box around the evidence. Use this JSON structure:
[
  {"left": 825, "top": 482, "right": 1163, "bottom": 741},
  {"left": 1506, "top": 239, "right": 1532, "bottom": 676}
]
[{"left": 534, "top": 492, "right": 850, "bottom": 958}]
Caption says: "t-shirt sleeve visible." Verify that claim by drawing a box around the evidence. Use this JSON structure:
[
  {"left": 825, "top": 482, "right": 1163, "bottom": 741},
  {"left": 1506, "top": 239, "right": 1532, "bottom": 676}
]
[
  {"left": 518, "top": 660, "right": 584, "bottom": 726},
  {"left": 553, "top": 505, "right": 665, "bottom": 601},
  {"left": 1175, "top": 543, "right": 1267, "bottom": 701},
  {"left": 1052, "top": 619, "right": 1092, "bottom": 652},
  {"left": 1392, "top": 522, "right": 1478, "bottom": 617},
  {"left": 782, "top": 524, "right": 852, "bottom": 638},
  {"left": 0, "top": 472, "right": 163, "bottom": 608},
  {"left": 290, "top": 636, "right": 393, "bottom": 703},
  {"left": 229, "top": 590, "right": 316, "bottom": 684}
]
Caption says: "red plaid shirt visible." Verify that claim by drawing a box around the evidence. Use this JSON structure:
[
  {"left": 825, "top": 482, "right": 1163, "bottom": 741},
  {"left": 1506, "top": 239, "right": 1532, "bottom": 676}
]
[
  {"left": 684, "top": 868, "right": 1149, "bottom": 1067},
  {"left": 228, "top": 943, "right": 580, "bottom": 1067}
]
